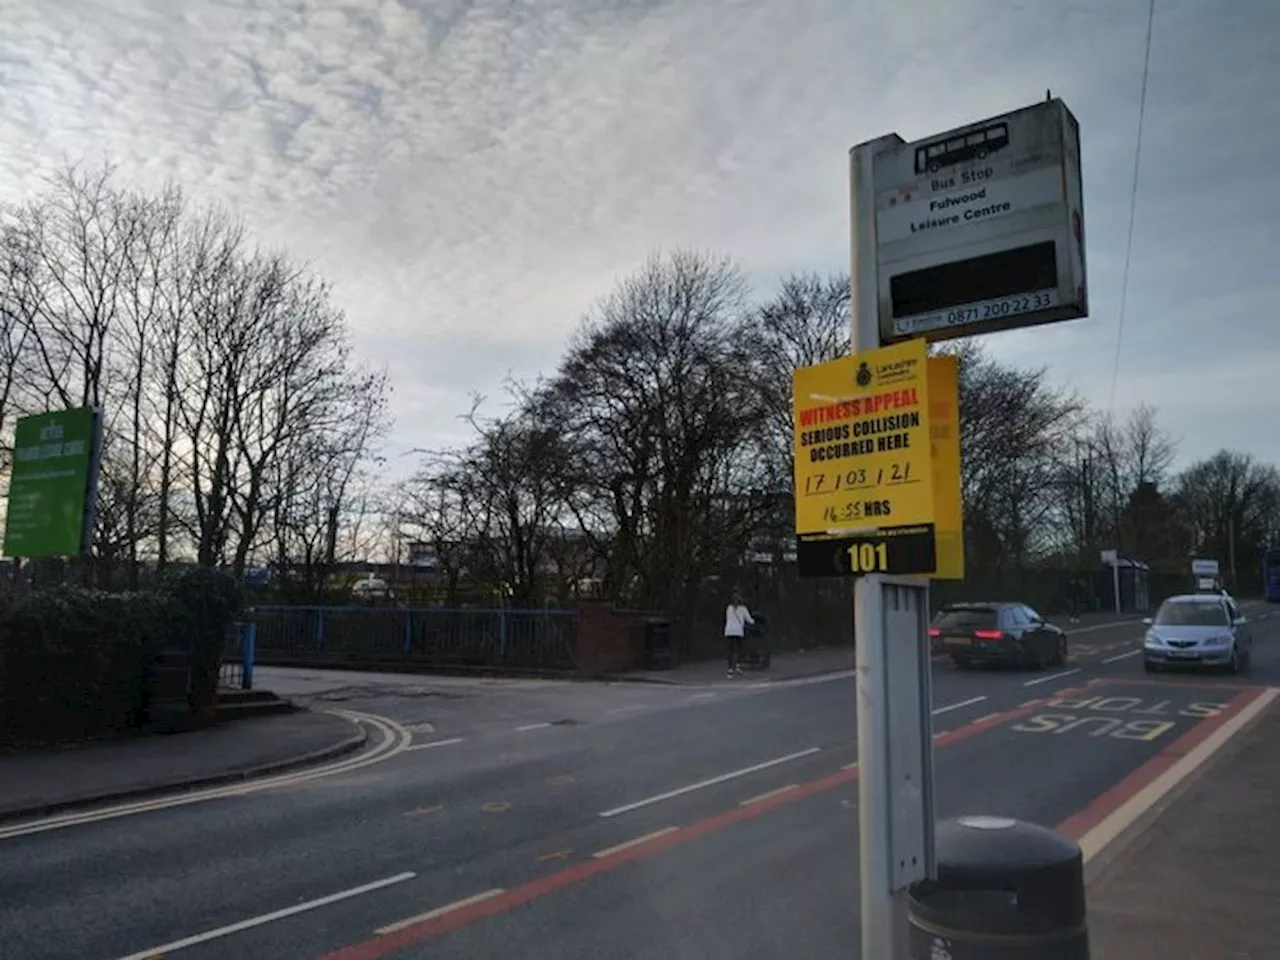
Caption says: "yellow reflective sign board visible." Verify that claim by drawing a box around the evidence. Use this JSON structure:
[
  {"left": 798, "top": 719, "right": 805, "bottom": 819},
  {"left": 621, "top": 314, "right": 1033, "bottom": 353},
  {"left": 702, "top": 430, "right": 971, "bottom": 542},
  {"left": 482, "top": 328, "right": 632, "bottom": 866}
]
[
  {"left": 793, "top": 338, "right": 934, "bottom": 538},
  {"left": 926, "top": 355, "right": 964, "bottom": 580}
]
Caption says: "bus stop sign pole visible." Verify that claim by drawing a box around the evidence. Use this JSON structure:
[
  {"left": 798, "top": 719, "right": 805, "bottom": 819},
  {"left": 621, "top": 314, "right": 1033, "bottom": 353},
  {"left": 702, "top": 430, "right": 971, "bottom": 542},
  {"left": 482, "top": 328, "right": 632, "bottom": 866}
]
[{"left": 850, "top": 136, "right": 937, "bottom": 960}]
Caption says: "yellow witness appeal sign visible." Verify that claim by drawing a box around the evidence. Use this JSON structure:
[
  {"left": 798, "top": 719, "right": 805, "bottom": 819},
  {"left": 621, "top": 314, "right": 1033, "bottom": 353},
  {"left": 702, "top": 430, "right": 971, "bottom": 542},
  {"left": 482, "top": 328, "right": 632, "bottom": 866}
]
[
  {"left": 927, "top": 355, "right": 964, "bottom": 580},
  {"left": 792, "top": 338, "right": 934, "bottom": 538}
]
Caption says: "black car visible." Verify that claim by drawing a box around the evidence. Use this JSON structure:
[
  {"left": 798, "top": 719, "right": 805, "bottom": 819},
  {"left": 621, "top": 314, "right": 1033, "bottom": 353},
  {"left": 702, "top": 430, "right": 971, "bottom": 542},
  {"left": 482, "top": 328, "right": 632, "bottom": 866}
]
[{"left": 929, "top": 602, "right": 1068, "bottom": 670}]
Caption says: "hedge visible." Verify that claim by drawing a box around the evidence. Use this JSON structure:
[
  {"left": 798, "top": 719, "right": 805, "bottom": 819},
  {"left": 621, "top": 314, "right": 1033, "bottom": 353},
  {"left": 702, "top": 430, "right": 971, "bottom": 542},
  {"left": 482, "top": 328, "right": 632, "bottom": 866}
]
[{"left": 0, "top": 567, "right": 242, "bottom": 746}]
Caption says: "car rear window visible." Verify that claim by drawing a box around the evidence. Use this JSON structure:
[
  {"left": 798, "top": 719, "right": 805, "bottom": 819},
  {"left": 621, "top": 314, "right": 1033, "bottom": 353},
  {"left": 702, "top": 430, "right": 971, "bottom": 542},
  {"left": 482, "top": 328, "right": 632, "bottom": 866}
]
[
  {"left": 1154, "top": 601, "right": 1228, "bottom": 627},
  {"left": 933, "top": 608, "right": 998, "bottom": 631}
]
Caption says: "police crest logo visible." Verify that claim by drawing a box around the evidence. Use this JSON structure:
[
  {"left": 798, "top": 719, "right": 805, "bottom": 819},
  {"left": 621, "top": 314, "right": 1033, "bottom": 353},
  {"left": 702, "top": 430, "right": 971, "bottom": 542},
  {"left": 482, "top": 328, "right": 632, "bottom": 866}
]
[{"left": 855, "top": 361, "right": 872, "bottom": 388}]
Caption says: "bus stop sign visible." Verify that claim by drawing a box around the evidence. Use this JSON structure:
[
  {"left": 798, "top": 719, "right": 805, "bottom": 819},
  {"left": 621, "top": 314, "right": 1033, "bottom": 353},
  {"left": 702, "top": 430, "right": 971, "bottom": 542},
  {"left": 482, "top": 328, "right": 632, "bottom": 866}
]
[{"left": 871, "top": 99, "right": 1087, "bottom": 344}]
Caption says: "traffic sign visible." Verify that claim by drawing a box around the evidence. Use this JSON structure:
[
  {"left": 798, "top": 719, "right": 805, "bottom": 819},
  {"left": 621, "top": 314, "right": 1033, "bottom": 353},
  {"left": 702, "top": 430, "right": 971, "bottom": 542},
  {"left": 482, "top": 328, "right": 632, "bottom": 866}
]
[
  {"left": 870, "top": 99, "right": 1087, "bottom": 344},
  {"left": 793, "top": 338, "right": 936, "bottom": 576}
]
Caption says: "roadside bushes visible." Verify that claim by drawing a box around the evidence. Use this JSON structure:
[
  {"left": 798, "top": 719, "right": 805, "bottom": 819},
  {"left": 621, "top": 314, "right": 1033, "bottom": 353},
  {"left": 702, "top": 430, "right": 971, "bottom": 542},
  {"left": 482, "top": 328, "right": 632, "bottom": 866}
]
[{"left": 0, "top": 568, "right": 242, "bottom": 746}]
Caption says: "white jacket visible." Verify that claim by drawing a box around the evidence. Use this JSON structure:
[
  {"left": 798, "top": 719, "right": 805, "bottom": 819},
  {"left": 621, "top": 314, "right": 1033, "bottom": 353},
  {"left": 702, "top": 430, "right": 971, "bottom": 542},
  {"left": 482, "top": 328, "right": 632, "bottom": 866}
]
[{"left": 724, "top": 603, "right": 754, "bottom": 638}]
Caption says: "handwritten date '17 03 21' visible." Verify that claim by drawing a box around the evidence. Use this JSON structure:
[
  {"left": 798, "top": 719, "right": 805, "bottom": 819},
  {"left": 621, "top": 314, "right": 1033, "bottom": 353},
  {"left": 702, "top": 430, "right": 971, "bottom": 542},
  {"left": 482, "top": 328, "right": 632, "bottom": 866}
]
[{"left": 803, "top": 462, "right": 913, "bottom": 497}]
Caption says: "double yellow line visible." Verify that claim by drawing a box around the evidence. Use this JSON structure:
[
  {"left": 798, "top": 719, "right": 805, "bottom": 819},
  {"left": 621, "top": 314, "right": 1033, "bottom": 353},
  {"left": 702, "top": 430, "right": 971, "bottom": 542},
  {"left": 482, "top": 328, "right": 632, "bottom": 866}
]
[{"left": 0, "top": 709, "right": 413, "bottom": 842}]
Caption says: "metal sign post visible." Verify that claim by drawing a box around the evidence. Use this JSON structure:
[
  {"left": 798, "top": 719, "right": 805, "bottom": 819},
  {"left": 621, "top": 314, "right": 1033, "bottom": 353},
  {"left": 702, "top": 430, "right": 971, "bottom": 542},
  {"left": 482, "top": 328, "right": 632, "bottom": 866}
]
[
  {"left": 855, "top": 573, "right": 935, "bottom": 959},
  {"left": 830, "top": 97, "right": 1087, "bottom": 957},
  {"left": 850, "top": 137, "right": 936, "bottom": 960}
]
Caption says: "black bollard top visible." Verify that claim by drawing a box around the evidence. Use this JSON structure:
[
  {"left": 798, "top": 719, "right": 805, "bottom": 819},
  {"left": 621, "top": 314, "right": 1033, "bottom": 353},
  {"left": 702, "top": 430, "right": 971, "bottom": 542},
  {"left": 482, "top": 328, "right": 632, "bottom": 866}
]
[{"left": 907, "top": 816, "right": 1087, "bottom": 936}]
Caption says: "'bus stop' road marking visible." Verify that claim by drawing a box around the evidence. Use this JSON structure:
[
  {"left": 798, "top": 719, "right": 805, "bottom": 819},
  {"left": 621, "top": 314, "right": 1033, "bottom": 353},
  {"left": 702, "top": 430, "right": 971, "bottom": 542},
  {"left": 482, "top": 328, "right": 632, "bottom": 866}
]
[{"left": 1063, "top": 686, "right": 1279, "bottom": 864}]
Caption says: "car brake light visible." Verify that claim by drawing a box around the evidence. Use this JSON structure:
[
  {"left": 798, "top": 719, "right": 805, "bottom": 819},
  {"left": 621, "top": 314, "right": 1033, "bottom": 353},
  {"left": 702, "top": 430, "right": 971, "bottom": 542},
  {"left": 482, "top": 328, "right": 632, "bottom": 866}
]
[
  {"left": 973, "top": 629, "right": 1003, "bottom": 640},
  {"left": 927, "top": 628, "right": 940, "bottom": 638}
]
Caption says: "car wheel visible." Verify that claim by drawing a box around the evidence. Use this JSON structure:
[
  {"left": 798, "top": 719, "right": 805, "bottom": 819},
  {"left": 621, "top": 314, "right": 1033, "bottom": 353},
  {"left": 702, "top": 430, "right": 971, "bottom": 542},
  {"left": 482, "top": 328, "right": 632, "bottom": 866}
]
[
  {"left": 1025, "top": 642, "right": 1048, "bottom": 671},
  {"left": 1049, "top": 636, "right": 1067, "bottom": 667},
  {"left": 1227, "top": 645, "right": 1241, "bottom": 675},
  {"left": 1143, "top": 659, "right": 1156, "bottom": 673}
]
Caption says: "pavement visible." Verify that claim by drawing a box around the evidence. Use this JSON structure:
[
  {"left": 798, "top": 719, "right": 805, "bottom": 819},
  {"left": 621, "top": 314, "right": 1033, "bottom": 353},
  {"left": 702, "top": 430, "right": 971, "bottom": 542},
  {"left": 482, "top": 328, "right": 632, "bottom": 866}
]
[
  {"left": 0, "top": 606, "right": 1275, "bottom": 958},
  {"left": 1088, "top": 695, "right": 1280, "bottom": 959},
  {"left": 621, "top": 610, "right": 1142, "bottom": 685},
  {"left": 0, "top": 709, "right": 367, "bottom": 822}
]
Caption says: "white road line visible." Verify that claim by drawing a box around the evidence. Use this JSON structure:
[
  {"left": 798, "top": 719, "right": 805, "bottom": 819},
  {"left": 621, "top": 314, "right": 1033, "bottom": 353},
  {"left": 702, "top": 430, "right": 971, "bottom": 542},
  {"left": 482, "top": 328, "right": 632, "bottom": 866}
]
[
  {"left": 0, "top": 710, "right": 411, "bottom": 842},
  {"left": 598, "top": 747, "right": 822, "bottom": 818},
  {"left": 593, "top": 826, "right": 680, "bottom": 858},
  {"left": 1023, "top": 668, "right": 1082, "bottom": 687},
  {"left": 375, "top": 888, "right": 506, "bottom": 935},
  {"left": 607, "top": 705, "right": 648, "bottom": 715},
  {"left": 116, "top": 872, "right": 416, "bottom": 960},
  {"left": 689, "top": 692, "right": 718, "bottom": 700},
  {"left": 741, "top": 784, "right": 798, "bottom": 806},
  {"left": 515, "top": 722, "right": 552, "bottom": 732},
  {"left": 1080, "top": 687, "right": 1280, "bottom": 863},
  {"left": 972, "top": 713, "right": 1001, "bottom": 725},
  {"left": 1103, "top": 649, "right": 1142, "bottom": 664},
  {"left": 403, "top": 737, "right": 465, "bottom": 752},
  {"left": 841, "top": 761, "right": 859, "bottom": 770},
  {"left": 932, "top": 695, "right": 987, "bottom": 716}
]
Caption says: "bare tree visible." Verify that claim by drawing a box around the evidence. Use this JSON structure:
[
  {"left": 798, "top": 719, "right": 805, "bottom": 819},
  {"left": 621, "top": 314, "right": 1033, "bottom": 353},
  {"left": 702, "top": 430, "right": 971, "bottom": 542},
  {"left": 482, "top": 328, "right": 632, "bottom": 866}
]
[
  {"left": 542, "top": 250, "right": 766, "bottom": 608},
  {"left": 270, "top": 368, "right": 390, "bottom": 596},
  {"left": 0, "top": 213, "right": 37, "bottom": 474},
  {"left": 148, "top": 205, "right": 247, "bottom": 570},
  {"left": 749, "top": 272, "right": 850, "bottom": 483},
  {"left": 1054, "top": 404, "right": 1177, "bottom": 566},
  {"left": 5, "top": 165, "right": 143, "bottom": 411},
  {"left": 1173, "top": 451, "right": 1280, "bottom": 591},
  {"left": 463, "top": 403, "right": 573, "bottom": 604},
  {"left": 0, "top": 164, "right": 389, "bottom": 585},
  {"left": 400, "top": 458, "right": 487, "bottom": 605},
  {"left": 943, "top": 342, "right": 1084, "bottom": 570}
]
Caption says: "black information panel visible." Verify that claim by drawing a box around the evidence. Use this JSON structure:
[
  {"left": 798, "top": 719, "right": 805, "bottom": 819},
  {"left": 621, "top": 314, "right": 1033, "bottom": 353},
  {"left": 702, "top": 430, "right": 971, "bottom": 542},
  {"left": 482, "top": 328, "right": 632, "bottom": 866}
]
[
  {"left": 796, "top": 525, "right": 937, "bottom": 578},
  {"left": 889, "top": 241, "right": 1058, "bottom": 318}
]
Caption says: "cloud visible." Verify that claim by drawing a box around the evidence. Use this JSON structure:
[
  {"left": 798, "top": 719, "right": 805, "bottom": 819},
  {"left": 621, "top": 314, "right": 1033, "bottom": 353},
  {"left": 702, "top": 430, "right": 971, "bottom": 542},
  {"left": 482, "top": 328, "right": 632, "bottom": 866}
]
[{"left": 2, "top": 0, "right": 1278, "bottom": 474}]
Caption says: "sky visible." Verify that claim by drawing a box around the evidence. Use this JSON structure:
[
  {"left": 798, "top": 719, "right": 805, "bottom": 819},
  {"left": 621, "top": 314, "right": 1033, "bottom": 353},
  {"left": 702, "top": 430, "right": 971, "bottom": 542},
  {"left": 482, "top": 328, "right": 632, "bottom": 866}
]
[{"left": 2, "top": 0, "right": 1278, "bottom": 475}]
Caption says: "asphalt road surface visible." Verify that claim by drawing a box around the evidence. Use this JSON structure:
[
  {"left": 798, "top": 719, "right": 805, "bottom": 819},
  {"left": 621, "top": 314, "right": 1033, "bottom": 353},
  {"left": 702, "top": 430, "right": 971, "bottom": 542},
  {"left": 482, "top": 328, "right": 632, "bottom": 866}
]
[{"left": 2, "top": 609, "right": 1278, "bottom": 959}]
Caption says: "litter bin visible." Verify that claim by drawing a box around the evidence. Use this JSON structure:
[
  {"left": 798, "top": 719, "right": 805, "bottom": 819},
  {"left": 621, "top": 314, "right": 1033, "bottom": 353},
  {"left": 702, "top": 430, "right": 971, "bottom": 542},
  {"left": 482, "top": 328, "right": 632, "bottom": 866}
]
[
  {"left": 643, "top": 617, "right": 676, "bottom": 670},
  {"left": 907, "top": 816, "right": 1089, "bottom": 959}
]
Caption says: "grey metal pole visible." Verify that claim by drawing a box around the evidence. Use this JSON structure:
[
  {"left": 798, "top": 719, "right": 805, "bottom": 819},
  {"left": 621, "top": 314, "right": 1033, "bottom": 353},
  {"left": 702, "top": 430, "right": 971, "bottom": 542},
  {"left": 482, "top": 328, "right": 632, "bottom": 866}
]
[
  {"left": 1229, "top": 515, "right": 1238, "bottom": 593},
  {"left": 1113, "top": 558, "right": 1121, "bottom": 615},
  {"left": 853, "top": 573, "right": 895, "bottom": 955},
  {"left": 850, "top": 137, "right": 913, "bottom": 960}
]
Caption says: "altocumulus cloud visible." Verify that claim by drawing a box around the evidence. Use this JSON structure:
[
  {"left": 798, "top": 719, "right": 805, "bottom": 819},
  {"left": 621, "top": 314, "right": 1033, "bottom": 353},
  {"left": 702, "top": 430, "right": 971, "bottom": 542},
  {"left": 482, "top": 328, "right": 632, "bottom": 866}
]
[{"left": 1, "top": 0, "right": 1278, "bottom": 465}]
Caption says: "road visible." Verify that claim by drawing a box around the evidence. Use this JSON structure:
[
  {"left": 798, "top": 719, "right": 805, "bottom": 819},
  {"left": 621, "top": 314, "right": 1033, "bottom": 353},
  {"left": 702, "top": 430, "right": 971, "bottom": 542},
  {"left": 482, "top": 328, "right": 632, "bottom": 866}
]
[{"left": 1, "top": 611, "right": 1277, "bottom": 959}]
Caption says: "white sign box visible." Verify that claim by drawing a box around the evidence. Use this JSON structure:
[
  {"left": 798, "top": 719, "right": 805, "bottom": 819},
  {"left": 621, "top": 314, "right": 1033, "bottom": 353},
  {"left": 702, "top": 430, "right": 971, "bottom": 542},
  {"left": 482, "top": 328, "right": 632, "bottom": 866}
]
[
  {"left": 868, "top": 99, "right": 1087, "bottom": 343},
  {"left": 1191, "top": 558, "right": 1220, "bottom": 578}
]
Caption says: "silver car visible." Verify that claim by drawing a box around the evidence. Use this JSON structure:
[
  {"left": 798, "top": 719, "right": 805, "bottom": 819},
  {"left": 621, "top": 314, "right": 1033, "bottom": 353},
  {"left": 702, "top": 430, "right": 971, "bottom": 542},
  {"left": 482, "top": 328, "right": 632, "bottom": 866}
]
[{"left": 1142, "top": 593, "right": 1253, "bottom": 673}]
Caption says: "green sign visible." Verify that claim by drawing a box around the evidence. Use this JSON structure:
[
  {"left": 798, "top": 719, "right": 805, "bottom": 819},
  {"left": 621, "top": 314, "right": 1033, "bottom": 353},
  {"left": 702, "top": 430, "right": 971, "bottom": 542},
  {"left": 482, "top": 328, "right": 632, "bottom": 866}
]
[{"left": 3, "top": 407, "right": 102, "bottom": 558}]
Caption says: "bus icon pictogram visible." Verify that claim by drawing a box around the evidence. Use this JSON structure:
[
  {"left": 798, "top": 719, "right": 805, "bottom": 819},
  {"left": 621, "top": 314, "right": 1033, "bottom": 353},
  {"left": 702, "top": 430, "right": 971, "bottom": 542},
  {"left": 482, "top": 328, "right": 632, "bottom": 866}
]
[{"left": 914, "top": 122, "right": 1010, "bottom": 175}]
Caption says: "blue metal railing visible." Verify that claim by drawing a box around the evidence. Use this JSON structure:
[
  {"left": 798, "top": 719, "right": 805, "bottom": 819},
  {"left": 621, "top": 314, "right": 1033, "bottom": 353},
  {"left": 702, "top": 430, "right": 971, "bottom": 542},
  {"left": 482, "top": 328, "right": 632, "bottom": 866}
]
[
  {"left": 220, "top": 621, "right": 258, "bottom": 689},
  {"left": 245, "top": 606, "right": 578, "bottom": 671}
]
